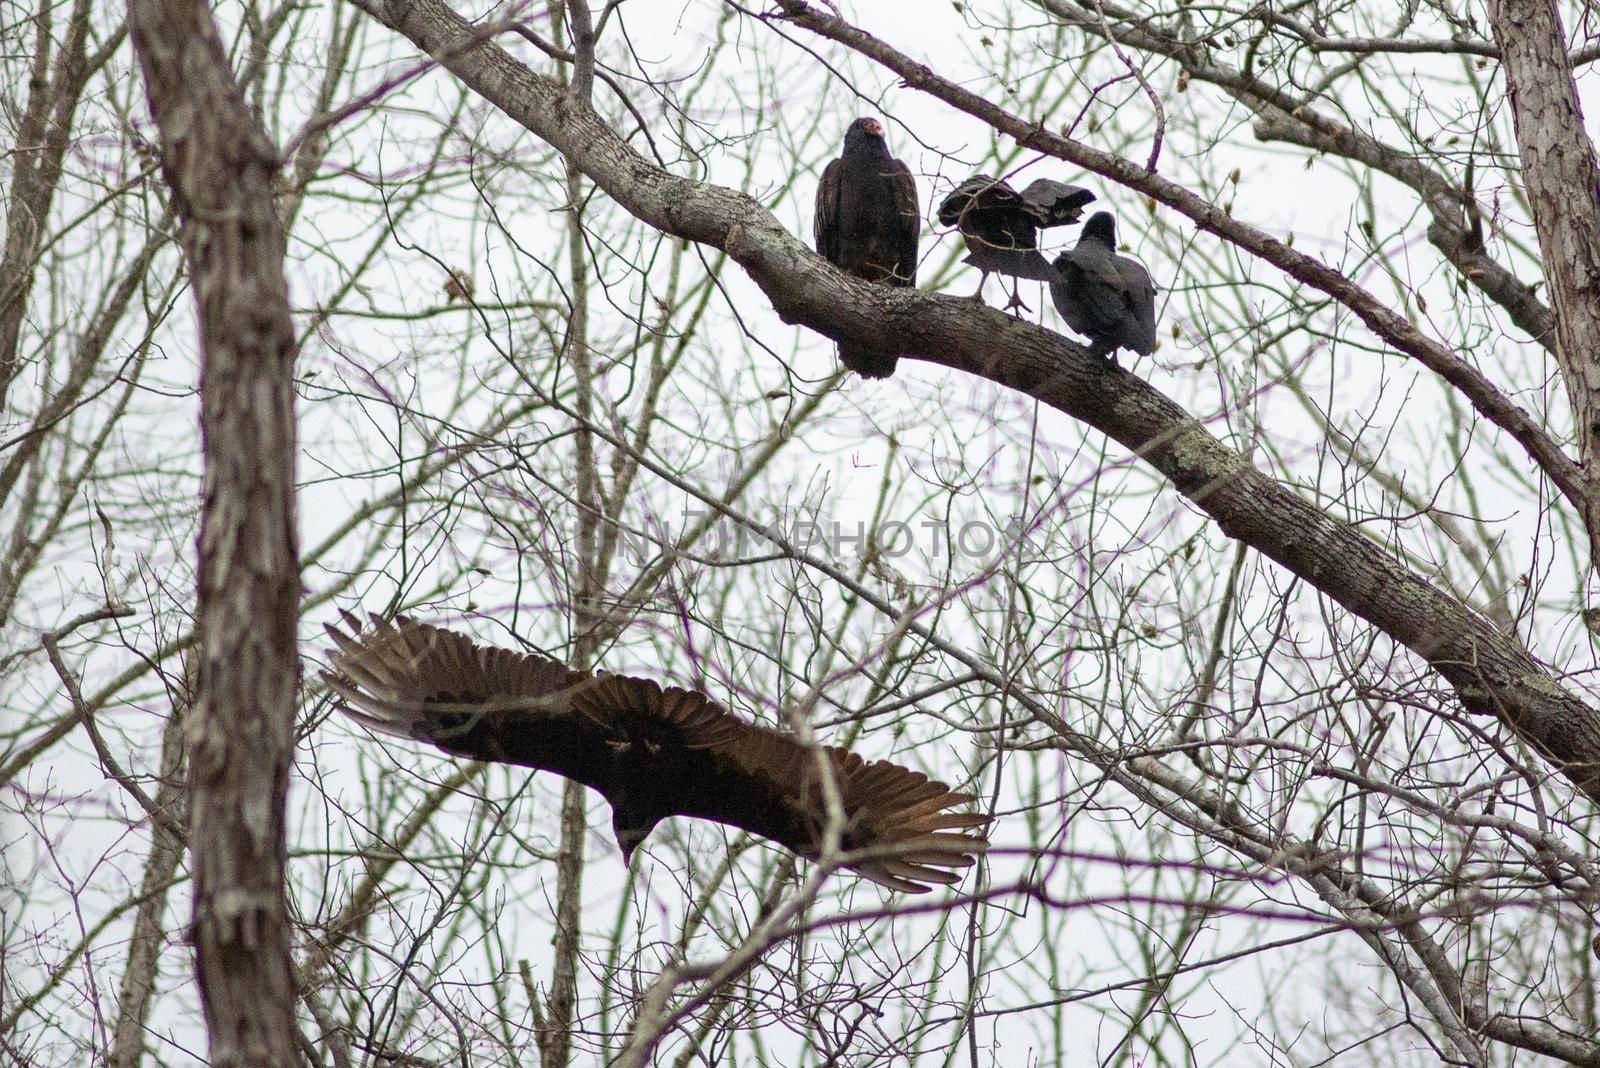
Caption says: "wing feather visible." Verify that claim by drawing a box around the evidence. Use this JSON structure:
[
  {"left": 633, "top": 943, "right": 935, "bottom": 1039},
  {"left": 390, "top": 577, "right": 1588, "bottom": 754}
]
[
  {"left": 1018, "top": 179, "right": 1096, "bottom": 226},
  {"left": 936, "top": 173, "right": 1017, "bottom": 227},
  {"left": 815, "top": 159, "right": 842, "bottom": 264},
  {"left": 322, "top": 614, "right": 619, "bottom": 790},
  {"left": 326, "top": 616, "right": 989, "bottom": 893},
  {"left": 1116, "top": 257, "right": 1159, "bottom": 355},
  {"left": 576, "top": 674, "right": 988, "bottom": 892},
  {"left": 888, "top": 158, "right": 920, "bottom": 287}
]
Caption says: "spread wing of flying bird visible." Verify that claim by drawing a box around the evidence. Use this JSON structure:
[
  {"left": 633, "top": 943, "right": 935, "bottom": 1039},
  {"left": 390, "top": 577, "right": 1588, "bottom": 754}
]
[
  {"left": 814, "top": 117, "right": 921, "bottom": 379},
  {"left": 936, "top": 174, "right": 1094, "bottom": 307},
  {"left": 1049, "top": 211, "right": 1158, "bottom": 362},
  {"left": 323, "top": 613, "right": 989, "bottom": 893}
]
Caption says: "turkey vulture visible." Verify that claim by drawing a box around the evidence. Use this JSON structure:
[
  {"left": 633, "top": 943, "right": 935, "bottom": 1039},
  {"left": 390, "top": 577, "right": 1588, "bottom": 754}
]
[
  {"left": 936, "top": 175, "right": 1095, "bottom": 309},
  {"left": 323, "top": 613, "right": 989, "bottom": 893},
  {"left": 1049, "top": 211, "right": 1158, "bottom": 364},
  {"left": 814, "top": 117, "right": 921, "bottom": 379}
]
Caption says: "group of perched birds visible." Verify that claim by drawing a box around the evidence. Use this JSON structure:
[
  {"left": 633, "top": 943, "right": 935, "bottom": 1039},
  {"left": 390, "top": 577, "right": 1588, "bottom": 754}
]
[
  {"left": 815, "top": 116, "right": 1158, "bottom": 378},
  {"left": 322, "top": 119, "right": 1165, "bottom": 899}
]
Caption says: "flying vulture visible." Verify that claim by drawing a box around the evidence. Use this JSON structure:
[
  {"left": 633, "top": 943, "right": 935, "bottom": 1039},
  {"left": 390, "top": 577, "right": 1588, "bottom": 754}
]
[
  {"left": 323, "top": 613, "right": 989, "bottom": 893},
  {"left": 936, "top": 174, "right": 1095, "bottom": 309},
  {"left": 814, "top": 117, "right": 921, "bottom": 379},
  {"left": 1049, "top": 211, "right": 1158, "bottom": 364}
]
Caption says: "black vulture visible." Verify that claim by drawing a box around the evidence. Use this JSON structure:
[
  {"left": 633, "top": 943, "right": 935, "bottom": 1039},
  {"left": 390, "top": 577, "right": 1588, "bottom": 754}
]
[
  {"left": 814, "top": 117, "right": 921, "bottom": 379},
  {"left": 1049, "top": 212, "right": 1158, "bottom": 364},
  {"left": 936, "top": 175, "right": 1095, "bottom": 309},
  {"left": 324, "top": 614, "right": 990, "bottom": 893}
]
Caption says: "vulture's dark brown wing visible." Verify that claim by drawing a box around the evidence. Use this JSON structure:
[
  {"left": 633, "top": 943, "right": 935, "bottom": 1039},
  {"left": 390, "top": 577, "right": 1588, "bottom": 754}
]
[
  {"left": 936, "top": 174, "right": 1011, "bottom": 229},
  {"left": 887, "top": 158, "right": 921, "bottom": 288},
  {"left": 326, "top": 616, "right": 989, "bottom": 892},
  {"left": 936, "top": 175, "right": 1056, "bottom": 281},
  {"left": 1050, "top": 247, "right": 1160, "bottom": 359},
  {"left": 322, "top": 613, "right": 624, "bottom": 795},
  {"left": 575, "top": 674, "right": 990, "bottom": 893},
  {"left": 814, "top": 158, "right": 843, "bottom": 265},
  {"left": 1113, "top": 255, "right": 1159, "bottom": 355},
  {"left": 1018, "top": 179, "right": 1096, "bottom": 227}
]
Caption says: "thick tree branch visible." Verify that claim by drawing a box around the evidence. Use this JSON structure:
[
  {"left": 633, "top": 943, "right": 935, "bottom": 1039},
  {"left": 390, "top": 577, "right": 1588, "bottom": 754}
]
[
  {"left": 358, "top": 0, "right": 1600, "bottom": 803},
  {"left": 1259, "top": 10, "right": 1600, "bottom": 65},
  {"left": 562, "top": 0, "right": 595, "bottom": 103},
  {"left": 766, "top": 0, "right": 1594, "bottom": 534},
  {"left": 1488, "top": 0, "right": 1600, "bottom": 500},
  {"left": 129, "top": 0, "right": 303, "bottom": 1061},
  {"left": 539, "top": 60, "right": 598, "bottom": 1062},
  {"left": 1246, "top": 114, "right": 1557, "bottom": 353},
  {"left": 1028, "top": 0, "right": 1560, "bottom": 354},
  {"left": 528, "top": 376, "right": 1600, "bottom": 1064}
]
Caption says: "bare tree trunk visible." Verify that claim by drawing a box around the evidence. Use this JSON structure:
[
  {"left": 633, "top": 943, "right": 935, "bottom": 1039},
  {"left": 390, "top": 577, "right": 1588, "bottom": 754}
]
[
  {"left": 0, "top": 0, "right": 90, "bottom": 409},
  {"left": 1487, "top": 0, "right": 1600, "bottom": 558},
  {"left": 19, "top": 0, "right": 1600, "bottom": 1059},
  {"left": 537, "top": 8, "right": 599, "bottom": 1064},
  {"left": 109, "top": 698, "right": 188, "bottom": 1068},
  {"left": 128, "top": 0, "right": 302, "bottom": 1063}
]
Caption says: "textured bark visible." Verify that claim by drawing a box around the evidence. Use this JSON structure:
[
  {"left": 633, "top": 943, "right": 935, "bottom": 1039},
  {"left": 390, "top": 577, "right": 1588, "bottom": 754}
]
[
  {"left": 128, "top": 0, "right": 302, "bottom": 1063},
  {"left": 0, "top": 0, "right": 91, "bottom": 409},
  {"left": 1488, "top": 0, "right": 1600, "bottom": 519},
  {"left": 768, "top": 0, "right": 1594, "bottom": 520},
  {"left": 540, "top": 128, "right": 596, "bottom": 1068},
  {"left": 363, "top": 0, "right": 1600, "bottom": 802},
  {"left": 109, "top": 701, "right": 188, "bottom": 1068}
]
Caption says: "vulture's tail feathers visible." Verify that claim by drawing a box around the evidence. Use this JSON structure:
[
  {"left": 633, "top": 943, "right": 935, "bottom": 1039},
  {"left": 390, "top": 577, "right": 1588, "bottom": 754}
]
[{"left": 963, "top": 246, "right": 1054, "bottom": 282}]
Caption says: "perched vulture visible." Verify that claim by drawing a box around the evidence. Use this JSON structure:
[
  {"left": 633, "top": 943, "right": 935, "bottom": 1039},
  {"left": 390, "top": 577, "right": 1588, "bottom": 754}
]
[
  {"left": 323, "top": 613, "right": 989, "bottom": 893},
  {"left": 814, "top": 117, "right": 921, "bottom": 379},
  {"left": 1049, "top": 211, "right": 1158, "bottom": 363},
  {"left": 936, "top": 175, "right": 1095, "bottom": 308}
]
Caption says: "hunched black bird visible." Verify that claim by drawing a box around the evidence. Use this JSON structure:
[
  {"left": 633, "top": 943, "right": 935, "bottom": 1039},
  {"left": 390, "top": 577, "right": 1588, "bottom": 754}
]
[
  {"left": 1049, "top": 211, "right": 1158, "bottom": 364},
  {"left": 324, "top": 613, "right": 990, "bottom": 893},
  {"left": 814, "top": 117, "right": 921, "bottom": 379},
  {"left": 936, "top": 175, "right": 1095, "bottom": 309}
]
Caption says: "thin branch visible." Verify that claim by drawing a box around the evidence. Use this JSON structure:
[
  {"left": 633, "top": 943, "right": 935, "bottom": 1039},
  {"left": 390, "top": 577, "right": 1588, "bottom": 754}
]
[{"left": 363, "top": 0, "right": 1600, "bottom": 804}]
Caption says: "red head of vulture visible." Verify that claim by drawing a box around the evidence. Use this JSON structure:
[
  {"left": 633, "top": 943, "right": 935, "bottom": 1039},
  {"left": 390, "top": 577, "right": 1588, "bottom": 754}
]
[
  {"left": 936, "top": 174, "right": 1095, "bottom": 309},
  {"left": 814, "top": 117, "right": 921, "bottom": 380},
  {"left": 1049, "top": 211, "right": 1158, "bottom": 364},
  {"left": 323, "top": 613, "right": 989, "bottom": 893}
]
